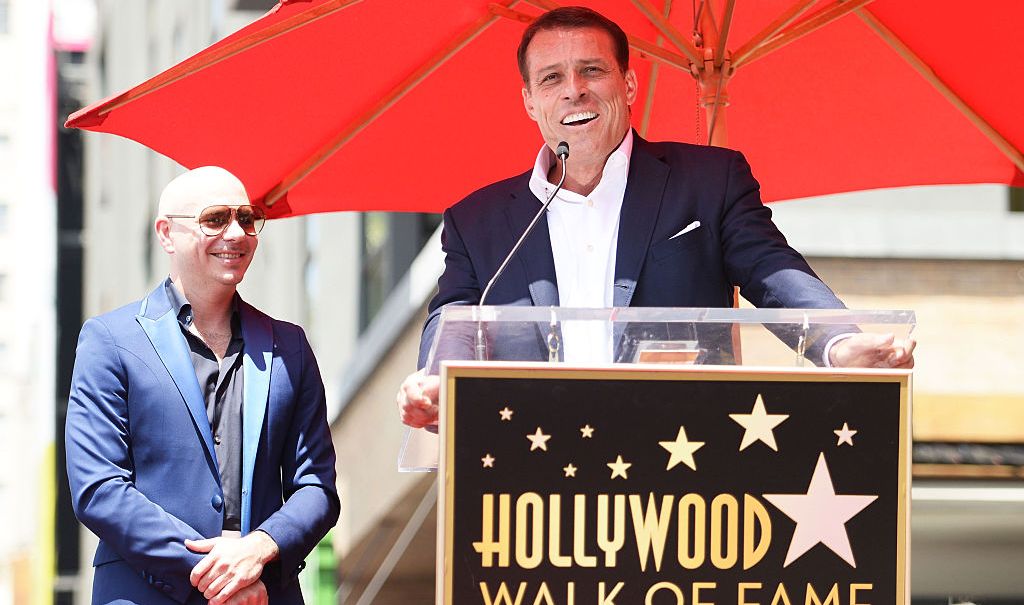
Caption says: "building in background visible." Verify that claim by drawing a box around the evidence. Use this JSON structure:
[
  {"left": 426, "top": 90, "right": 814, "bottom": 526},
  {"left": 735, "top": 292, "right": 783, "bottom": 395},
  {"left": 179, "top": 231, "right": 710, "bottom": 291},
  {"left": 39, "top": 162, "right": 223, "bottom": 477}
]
[
  {"left": 0, "top": 1, "right": 59, "bottom": 603},
  {"left": 65, "top": 2, "right": 1024, "bottom": 605}
]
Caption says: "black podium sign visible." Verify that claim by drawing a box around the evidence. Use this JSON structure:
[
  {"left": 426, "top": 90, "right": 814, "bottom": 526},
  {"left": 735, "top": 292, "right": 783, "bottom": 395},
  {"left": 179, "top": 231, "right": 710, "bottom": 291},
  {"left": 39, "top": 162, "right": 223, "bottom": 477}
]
[{"left": 439, "top": 363, "right": 910, "bottom": 605}]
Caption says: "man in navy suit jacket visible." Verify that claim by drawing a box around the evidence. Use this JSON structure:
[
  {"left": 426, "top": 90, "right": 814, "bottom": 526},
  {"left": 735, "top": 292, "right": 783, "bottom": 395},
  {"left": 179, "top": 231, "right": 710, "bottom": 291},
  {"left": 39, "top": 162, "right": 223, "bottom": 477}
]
[
  {"left": 66, "top": 167, "right": 339, "bottom": 604},
  {"left": 398, "top": 7, "right": 914, "bottom": 428}
]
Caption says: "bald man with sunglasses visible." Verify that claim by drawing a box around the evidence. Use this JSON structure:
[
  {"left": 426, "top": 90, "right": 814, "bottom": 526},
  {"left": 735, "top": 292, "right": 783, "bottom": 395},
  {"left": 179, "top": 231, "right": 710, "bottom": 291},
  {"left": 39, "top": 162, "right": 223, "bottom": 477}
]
[{"left": 65, "top": 167, "right": 339, "bottom": 605}]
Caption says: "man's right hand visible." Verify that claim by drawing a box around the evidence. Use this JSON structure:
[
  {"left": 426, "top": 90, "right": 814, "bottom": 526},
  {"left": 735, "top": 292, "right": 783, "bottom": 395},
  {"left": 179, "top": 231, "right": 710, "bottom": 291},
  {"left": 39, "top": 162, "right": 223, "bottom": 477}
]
[
  {"left": 222, "top": 579, "right": 267, "bottom": 605},
  {"left": 397, "top": 369, "right": 440, "bottom": 428}
]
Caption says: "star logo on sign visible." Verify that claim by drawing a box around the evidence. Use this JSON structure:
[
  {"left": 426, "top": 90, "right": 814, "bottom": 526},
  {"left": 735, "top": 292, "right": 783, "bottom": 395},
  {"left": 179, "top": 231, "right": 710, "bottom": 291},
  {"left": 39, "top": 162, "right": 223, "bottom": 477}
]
[
  {"left": 607, "top": 455, "right": 632, "bottom": 479},
  {"left": 499, "top": 407, "right": 514, "bottom": 421},
  {"left": 730, "top": 394, "right": 789, "bottom": 451},
  {"left": 481, "top": 454, "right": 495, "bottom": 468},
  {"left": 658, "top": 426, "right": 705, "bottom": 471},
  {"left": 834, "top": 422, "right": 857, "bottom": 446},
  {"left": 580, "top": 424, "right": 595, "bottom": 438},
  {"left": 526, "top": 427, "right": 551, "bottom": 452},
  {"left": 563, "top": 463, "right": 577, "bottom": 478},
  {"left": 764, "top": 453, "right": 877, "bottom": 567}
]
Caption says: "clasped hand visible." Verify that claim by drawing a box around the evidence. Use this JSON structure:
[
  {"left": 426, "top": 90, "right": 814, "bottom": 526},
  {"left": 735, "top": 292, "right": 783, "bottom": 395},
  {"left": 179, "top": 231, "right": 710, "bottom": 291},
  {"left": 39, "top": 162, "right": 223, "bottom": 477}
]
[{"left": 186, "top": 531, "right": 279, "bottom": 604}]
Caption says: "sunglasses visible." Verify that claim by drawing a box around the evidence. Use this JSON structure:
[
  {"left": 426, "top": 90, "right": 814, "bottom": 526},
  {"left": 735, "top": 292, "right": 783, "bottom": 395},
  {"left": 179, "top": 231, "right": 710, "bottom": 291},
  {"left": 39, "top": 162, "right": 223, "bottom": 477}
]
[{"left": 165, "top": 205, "right": 266, "bottom": 237}]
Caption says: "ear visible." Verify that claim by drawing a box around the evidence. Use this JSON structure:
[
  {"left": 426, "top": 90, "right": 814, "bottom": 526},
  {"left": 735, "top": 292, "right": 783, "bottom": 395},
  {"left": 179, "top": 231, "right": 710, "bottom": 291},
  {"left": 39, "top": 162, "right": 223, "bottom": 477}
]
[
  {"left": 155, "top": 216, "right": 176, "bottom": 254},
  {"left": 624, "top": 68, "right": 639, "bottom": 105},
  {"left": 522, "top": 86, "right": 539, "bottom": 122}
]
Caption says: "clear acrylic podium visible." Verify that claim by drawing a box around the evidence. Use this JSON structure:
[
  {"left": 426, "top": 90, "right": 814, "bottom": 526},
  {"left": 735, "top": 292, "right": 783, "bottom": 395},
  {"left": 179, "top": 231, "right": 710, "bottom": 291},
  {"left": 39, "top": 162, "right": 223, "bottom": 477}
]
[{"left": 399, "top": 306, "right": 915, "bottom": 471}]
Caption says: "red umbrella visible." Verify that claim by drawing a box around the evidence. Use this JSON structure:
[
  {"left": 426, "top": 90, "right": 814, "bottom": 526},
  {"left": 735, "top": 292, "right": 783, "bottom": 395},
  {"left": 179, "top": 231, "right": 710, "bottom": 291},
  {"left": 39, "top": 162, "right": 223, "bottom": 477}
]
[{"left": 66, "top": 0, "right": 1024, "bottom": 219}]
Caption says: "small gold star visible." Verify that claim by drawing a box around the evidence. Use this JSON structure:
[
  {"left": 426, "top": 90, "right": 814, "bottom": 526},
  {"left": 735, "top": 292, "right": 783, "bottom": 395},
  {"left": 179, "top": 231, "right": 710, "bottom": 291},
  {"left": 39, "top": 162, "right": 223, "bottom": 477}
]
[
  {"left": 526, "top": 427, "right": 551, "bottom": 451},
  {"left": 607, "top": 455, "right": 632, "bottom": 479},
  {"left": 834, "top": 422, "right": 858, "bottom": 446},
  {"left": 580, "top": 424, "right": 595, "bottom": 438},
  {"left": 563, "top": 463, "right": 577, "bottom": 477},
  {"left": 481, "top": 454, "right": 495, "bottom": 468},
  {"left": 729, "top": 394, "right": 789, "bottom": 452},
  {"left": 499, "top": 407, "right": 513, "bottom": 421},
  {"left": 659, "top": 426, "right": 705, "bottom": 471}
]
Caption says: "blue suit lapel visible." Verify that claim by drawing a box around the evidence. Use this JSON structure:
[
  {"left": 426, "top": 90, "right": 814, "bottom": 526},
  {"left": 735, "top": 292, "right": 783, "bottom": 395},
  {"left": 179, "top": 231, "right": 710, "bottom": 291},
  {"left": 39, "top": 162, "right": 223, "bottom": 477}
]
[
  {"left": 614, "top": 138, "right": 671, "bottom": 307},
  {"left": 136, "top": 286, "right": 219, "bottom": 473},
  {"left": 505, "top": 184, "right": 559, "bottom": 307},
  {"left": 239, "top": 302, "right": 272, "bottom": 535}
]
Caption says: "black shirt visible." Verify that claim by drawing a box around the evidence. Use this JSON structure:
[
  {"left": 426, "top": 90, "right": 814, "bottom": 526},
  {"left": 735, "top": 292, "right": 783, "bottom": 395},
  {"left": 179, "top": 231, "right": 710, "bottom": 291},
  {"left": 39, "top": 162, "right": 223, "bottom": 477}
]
[{"left": 164, "top": 279, "right": 244, "bottom": 532}]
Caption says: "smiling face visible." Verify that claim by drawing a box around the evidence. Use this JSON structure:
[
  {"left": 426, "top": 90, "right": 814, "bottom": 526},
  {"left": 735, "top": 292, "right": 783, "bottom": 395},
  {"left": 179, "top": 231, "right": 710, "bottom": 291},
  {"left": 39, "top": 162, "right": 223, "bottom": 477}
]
[
  {"left": 521, "top": 27, "right": 637, "bottom": 168},
  {"left": 155, "top": 167, "right": 258, "bottom": 295}
]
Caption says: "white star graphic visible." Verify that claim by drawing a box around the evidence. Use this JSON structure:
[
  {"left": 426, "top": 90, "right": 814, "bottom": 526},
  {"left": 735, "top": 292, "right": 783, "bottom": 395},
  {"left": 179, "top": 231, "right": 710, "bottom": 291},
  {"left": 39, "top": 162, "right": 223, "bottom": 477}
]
[
  {"left": 526, "top": 427, "right": 551, "bottom": 451},
  {"left": 499, "top": 407, "right": 514, "bottom": 421},
  {"left": 729, "top": 394, "right": 789, "bottom": 451},
  {"left": 607, "top": 455, "right": 632, "bottom": 479},
  {"left": 834, "top": 422, "right": 857, "bottom": 446},
  {"left": 658, "top": 426, "right": 705, "bottom": 471},
  {"left": 580, "top": 424, "right": 595, "bottom": 438},
  {"left": 481, "top": 454, "right": 495, "bottom": 468},
  {"left": 563, "top": 463, "right": 577, "bottom": 478},
  {"left": 763, "top": 453, "right": 877, "bottom": 567}
]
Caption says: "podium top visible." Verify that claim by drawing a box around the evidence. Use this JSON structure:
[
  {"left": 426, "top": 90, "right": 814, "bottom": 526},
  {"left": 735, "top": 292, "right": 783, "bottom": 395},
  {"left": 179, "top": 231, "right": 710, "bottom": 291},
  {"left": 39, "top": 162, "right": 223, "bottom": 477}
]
[{"left": 424, "top": 306, "right": 915, "bottom": 372}]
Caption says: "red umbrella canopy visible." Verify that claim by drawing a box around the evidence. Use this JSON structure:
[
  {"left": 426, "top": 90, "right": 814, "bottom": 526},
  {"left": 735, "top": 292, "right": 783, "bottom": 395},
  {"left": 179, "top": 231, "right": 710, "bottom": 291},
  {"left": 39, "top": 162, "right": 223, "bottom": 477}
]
[{"left": 67, "top": 0, "right": 1024, "bottom": 218}]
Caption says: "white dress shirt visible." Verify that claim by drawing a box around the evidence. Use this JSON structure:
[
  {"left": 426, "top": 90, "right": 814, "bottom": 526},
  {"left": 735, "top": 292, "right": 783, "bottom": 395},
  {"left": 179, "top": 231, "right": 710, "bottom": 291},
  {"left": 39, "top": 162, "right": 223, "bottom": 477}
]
[{"left": 528, "top": 130, "right": 633, "bottom": 363}]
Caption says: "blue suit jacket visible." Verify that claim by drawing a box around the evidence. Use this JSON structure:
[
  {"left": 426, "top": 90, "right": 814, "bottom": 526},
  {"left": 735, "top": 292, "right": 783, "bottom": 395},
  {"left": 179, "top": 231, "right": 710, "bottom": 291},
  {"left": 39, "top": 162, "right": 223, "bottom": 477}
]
[
  {"left": 419, "top": 136, "right": 844, "bottom": 367},
  {"left": 66, "top": 283, "right": 339, "bottom": 604}
]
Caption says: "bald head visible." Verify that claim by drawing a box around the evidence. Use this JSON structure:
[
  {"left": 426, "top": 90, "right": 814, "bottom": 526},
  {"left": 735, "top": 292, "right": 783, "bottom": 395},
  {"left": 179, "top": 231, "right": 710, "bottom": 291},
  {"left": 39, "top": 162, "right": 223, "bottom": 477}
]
[{"left": 158, "top": 166, "right": 249, "bottom": 217}]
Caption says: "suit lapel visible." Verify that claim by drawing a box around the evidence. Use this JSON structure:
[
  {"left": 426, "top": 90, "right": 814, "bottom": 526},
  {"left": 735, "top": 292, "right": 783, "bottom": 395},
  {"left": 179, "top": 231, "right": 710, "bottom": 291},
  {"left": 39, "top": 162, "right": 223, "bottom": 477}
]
[
  {"left": 614, "top": 138, "right": 671, "bottom": 307},
  {"left": 504, "top": 181, "right": 559, "bottom": 307},
  {"left": 239, "top": 301, "right": 272, "bottom": 535},
  {"left": 136, "top": 285, "right": 219, "bottom": 471}
]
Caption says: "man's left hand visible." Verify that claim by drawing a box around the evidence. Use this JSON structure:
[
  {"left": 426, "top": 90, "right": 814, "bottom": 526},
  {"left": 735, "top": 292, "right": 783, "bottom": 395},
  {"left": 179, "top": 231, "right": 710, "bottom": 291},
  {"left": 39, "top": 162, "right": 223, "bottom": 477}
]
[
  {"left": 829, "top": 332, "right": 916, "bottom": 369},
  {"left": 187, "top": 531, "right": 279, "bottom": 604}
]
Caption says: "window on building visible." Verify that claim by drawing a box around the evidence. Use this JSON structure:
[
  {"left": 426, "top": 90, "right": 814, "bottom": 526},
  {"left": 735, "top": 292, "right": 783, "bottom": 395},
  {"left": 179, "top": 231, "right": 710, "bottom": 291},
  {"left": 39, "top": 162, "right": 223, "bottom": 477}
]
[
  {"left": 1010, "top": 187, "right": 1024, "bottom": 213},
  {"left": 359, "top": 212, "right": 441, "bottom": 331},
  {"left": 0, "top": 0, "right": 9, "bottom": 35}
]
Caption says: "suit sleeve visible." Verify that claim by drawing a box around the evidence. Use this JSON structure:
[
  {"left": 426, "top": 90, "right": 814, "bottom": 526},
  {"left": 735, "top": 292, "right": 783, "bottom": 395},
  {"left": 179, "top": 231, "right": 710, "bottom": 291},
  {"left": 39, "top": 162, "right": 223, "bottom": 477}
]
[
  {"left": 255, "top": 327, "right": 340, "bottom": 587},
  {"left": 419, "top": 207, "right": 481, "bottom": 369},
  {"left": 65, "top": 318, "right": 205, "bottom": 604},
  {"left": 718, "top": 150, "right": 844, "bottom": 310}
]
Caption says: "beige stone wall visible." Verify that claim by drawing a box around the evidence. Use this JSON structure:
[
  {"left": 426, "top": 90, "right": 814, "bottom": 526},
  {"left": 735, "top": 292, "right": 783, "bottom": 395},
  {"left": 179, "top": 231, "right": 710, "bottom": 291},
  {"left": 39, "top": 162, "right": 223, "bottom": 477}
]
[{"left": 809, "top": 258, "right": 1024, "bottom": 443}]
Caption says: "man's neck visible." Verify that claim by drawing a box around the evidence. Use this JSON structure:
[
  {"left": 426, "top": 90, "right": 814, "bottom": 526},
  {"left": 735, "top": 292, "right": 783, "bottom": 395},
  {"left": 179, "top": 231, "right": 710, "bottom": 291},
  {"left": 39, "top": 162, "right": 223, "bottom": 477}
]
[
  {"left": 545, "top": 130, "right": 629, "bottom": 197},
  {"left": 549, "top": 158, "right": 605, "bottom": 197},
  {"left": 170, "top": 276, "right": 235, "bottom": 330}
]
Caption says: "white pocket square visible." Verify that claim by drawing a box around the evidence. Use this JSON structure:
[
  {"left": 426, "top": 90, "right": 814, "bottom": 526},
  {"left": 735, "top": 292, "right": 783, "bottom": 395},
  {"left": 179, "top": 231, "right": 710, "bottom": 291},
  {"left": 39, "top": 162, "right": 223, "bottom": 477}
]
[{"left": 669, "top": 220, "right": 701, "bottom": 240}]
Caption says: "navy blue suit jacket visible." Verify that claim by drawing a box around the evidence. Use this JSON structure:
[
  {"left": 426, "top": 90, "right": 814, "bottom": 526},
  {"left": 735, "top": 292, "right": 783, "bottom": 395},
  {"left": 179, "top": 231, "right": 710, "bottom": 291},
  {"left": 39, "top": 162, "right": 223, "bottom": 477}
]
[
  {"left": 66, "top": 283, "right": 339, "bottom": 604},
  {"left": 419, "top": 136, "right": 844, "bottom": 367}
]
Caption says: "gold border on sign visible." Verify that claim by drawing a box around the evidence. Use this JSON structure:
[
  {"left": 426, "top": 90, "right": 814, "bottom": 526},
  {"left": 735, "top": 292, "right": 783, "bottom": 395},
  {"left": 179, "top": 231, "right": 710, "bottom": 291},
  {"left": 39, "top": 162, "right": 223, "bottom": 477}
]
[{"left": 438, "top": 361, "right": 912, "bottom": 605}]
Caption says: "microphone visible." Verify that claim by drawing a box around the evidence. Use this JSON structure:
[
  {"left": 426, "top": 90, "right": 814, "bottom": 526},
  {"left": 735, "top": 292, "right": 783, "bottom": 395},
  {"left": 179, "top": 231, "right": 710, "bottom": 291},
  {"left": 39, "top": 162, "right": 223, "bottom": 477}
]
[{"left": 475, "top": 141, "right": 569, "bottom": 360}]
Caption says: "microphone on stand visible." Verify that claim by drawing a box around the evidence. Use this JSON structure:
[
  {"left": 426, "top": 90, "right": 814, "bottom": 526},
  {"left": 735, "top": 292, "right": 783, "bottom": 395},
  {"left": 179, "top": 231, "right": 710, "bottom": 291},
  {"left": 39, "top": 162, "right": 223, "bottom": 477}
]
[{"left": 475, "top": 141, "right": 570, "bottom": 361}]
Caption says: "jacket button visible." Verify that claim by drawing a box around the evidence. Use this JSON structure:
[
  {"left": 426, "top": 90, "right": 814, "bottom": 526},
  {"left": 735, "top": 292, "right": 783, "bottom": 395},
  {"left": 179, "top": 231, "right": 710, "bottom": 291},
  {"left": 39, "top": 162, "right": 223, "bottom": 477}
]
[{"left": 211, "top": 494, "right": 224, "bottom": 511}]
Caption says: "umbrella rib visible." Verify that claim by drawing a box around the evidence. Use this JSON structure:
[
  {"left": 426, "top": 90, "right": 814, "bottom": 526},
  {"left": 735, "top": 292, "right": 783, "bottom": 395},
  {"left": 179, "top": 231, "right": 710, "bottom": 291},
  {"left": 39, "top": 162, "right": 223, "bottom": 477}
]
[
  {"left": 631, "top": 0, "right": 701, "bottom": 65},
  {"left": 264, "top": 2, "right": 515, "bottom": 206},
  {"left": 732, "top": 0, "right": 820, "bottom": 67},
  {"left": 715, "top": 0, "right": 736, "bottom": 68},
  {"left": 520, "top": 0, "right": 561, "bottom": 10},
  {"left": 699, "top": 0, "right": 720, "bottom": 43},
  {"left": 855, "top": 8, "right": 1024, "bottom": 173},
  {"left": 91, "top": 0, "right": 365, "bottom": 119},
  {"left": 639, "top": 0, "right": 673, "bottom": 137},
  {"left": 732, "top": 0, "right": 876, "bottom": 70}
]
